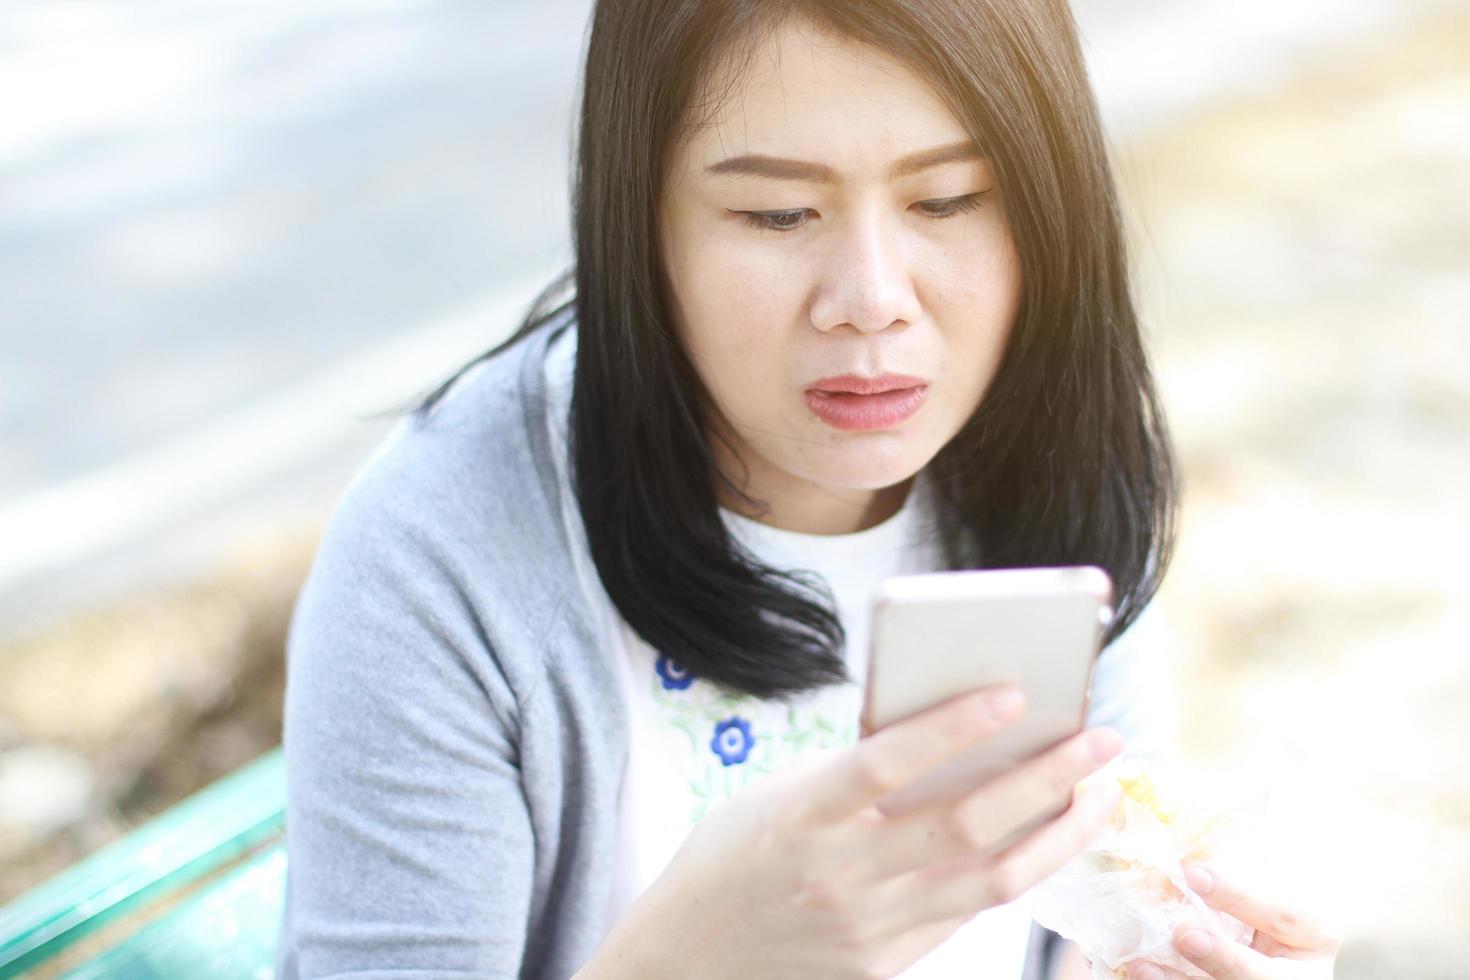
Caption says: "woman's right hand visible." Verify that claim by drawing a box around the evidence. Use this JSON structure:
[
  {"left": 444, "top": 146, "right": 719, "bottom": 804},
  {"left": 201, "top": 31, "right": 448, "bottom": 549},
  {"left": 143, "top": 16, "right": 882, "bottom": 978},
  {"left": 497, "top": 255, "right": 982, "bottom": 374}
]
[{"left": 593, "top": 684, "right": 1125, "bottom": 980}]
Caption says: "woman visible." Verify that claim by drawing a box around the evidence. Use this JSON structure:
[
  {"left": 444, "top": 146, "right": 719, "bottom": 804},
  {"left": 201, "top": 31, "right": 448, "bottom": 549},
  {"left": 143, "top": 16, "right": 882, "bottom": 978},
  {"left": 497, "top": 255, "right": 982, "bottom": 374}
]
[{"left": 274, "top": 1, "right": 1343, "bottom": 977}]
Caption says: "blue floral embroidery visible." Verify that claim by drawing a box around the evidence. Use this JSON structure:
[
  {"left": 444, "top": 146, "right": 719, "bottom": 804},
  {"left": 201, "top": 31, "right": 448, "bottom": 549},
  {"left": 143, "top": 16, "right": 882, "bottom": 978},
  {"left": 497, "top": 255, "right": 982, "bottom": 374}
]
[
  {"left": 656, "top": 653, "right": 696, "bottom": 690},
  {"left": 710, "top": 717, "right": 754, "bottom": 766}
]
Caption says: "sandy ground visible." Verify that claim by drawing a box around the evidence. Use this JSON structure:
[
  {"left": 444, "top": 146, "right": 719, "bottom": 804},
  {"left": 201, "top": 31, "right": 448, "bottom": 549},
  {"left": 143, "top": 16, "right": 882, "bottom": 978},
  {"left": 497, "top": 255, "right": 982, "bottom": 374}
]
[{"left": 2, "top": 6, "right": 1466, "bottom": 979}]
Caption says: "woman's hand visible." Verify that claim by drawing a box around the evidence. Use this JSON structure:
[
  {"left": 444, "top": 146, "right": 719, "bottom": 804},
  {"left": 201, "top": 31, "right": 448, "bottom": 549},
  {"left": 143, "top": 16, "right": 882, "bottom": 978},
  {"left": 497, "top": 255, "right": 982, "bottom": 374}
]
[
  {"left": 1129, "top": 862, "right": 1343, "bottom": 980},
  {"left": 591, "top": 685, "right": 1125, "bottom": 980}
]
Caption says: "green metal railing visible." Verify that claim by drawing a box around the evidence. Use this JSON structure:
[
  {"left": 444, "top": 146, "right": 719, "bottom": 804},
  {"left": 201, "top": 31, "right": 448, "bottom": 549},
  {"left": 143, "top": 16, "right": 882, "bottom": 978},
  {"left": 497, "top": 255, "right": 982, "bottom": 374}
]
[{"left": 0, "top": 748, "right": 286, "bottom": 978}]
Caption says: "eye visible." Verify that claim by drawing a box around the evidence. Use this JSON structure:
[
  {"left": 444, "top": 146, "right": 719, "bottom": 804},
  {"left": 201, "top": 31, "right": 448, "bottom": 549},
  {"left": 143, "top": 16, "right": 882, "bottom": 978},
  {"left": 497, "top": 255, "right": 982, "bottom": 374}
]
[
  {"left": 737, "top": 209, "right": 811, "bottom": 233},
  {"left": 733, "top": 191, "right": 990, "bottom": 234},
  {"left": 915, "top": 191, "right": 989, "bottom": 218}
]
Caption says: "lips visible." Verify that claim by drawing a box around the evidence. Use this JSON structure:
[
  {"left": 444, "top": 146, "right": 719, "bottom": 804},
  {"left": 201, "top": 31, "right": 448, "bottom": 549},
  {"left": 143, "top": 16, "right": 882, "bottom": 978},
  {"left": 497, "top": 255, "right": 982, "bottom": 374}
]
[
  {"left": 802, "top": 372, "right": 930, "bottom": 430},
  {"left": 806, "top": 373, "right": 927, "bottom": 395}
]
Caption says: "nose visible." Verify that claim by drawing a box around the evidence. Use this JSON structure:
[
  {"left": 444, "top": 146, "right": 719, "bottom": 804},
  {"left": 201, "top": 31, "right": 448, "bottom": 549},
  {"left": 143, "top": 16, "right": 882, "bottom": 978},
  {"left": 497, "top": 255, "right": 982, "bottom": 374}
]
[{"left": 809, "top": 208, "right": 922, "bottom": 334}]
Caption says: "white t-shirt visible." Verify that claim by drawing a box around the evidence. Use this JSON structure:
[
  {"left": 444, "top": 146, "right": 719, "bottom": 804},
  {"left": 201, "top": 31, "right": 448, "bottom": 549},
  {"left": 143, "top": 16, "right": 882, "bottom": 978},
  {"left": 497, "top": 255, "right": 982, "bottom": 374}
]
[{"left": 542, "top": 325, "right": 1178, "bottom": 978}]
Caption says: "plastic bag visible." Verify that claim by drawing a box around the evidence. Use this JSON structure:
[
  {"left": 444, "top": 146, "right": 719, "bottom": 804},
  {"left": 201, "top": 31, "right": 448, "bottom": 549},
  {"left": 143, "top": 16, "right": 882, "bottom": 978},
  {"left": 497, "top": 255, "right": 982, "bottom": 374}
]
[{"left": 1023, "top": 755, "right": 1272, "bottom": 979}]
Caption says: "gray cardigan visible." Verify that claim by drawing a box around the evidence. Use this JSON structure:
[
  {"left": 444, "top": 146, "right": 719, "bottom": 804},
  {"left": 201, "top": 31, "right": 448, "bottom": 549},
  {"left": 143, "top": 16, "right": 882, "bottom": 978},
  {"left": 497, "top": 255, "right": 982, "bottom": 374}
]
[{"left": 273, "top": 317, "right": 1061, "bottom": 979}]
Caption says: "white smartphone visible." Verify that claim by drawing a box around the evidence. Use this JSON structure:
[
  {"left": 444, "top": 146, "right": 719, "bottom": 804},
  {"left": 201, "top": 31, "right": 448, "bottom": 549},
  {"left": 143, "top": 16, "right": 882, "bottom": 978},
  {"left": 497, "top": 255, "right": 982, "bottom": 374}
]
[{"left": 859, "top": 565, "right": 1114, "bottom": 841}]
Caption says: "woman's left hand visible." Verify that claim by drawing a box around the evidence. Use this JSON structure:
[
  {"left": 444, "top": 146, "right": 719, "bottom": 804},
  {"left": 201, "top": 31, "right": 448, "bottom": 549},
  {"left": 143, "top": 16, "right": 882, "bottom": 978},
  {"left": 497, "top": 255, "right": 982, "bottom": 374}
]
[{"left": 1129, "top": 861, "right": 1343, "bottom": 980}]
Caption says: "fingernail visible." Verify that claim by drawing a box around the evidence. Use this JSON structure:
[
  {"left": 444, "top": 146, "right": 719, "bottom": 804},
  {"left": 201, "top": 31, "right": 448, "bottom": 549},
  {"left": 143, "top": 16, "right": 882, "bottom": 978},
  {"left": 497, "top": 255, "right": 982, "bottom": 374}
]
[
  {"left": 1132, "top": 966, "right": 1166, "bottom": 980},
  {"left": 1183, "top": 863, "right": 1214, "bottom": 895},
  {"left": 1178, "top": 928, "right": 1214, "bottom": 957}
]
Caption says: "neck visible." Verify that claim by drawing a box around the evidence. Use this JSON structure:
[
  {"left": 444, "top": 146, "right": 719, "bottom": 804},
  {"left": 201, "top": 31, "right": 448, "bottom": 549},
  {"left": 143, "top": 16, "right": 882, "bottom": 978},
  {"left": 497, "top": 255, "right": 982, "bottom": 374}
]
[{"left": 717, "top": 474, "right": 916, "bottom": 535}]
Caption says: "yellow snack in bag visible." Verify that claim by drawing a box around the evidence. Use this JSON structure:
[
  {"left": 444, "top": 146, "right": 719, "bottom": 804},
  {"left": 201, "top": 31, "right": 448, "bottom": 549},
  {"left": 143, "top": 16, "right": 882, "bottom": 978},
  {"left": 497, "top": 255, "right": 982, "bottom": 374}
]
[{"left": 1025, "top": 756, "right": 1264, "bottom": 980}]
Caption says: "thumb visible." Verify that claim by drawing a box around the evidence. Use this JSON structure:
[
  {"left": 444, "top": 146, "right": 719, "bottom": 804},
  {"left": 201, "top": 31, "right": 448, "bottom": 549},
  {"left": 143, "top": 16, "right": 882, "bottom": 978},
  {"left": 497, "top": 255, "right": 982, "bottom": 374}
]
[{"left": 1173, "top": 923, "right": 1278, "bottom": 980}]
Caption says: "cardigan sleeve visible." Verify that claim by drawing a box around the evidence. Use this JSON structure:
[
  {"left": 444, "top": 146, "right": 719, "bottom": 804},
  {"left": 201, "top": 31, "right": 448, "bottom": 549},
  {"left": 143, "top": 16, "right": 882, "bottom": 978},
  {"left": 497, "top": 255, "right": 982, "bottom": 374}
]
[{"left": 274, "top": 456, "right": 535, "bottom": 979}]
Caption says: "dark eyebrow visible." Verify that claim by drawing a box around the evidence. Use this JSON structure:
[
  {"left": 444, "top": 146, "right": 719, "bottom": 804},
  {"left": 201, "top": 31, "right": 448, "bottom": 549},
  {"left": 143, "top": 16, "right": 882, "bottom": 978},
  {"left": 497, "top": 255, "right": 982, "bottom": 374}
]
[{"left": 705, "top": 139, "right": 982, "bottom": 183}]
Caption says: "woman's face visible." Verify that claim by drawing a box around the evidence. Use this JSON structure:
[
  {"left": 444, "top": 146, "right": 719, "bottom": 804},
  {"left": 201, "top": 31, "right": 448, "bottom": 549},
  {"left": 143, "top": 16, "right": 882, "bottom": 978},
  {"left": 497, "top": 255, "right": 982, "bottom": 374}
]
[{"left": 658, "top": 15, "right": 1022, "bottom": 534}]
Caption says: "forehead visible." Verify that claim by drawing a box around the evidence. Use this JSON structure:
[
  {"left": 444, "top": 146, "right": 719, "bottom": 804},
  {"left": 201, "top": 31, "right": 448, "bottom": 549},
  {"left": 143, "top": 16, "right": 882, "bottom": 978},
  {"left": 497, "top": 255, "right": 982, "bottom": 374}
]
[{"left": 670, "top": 15, "right": 974, "bottom": 185}]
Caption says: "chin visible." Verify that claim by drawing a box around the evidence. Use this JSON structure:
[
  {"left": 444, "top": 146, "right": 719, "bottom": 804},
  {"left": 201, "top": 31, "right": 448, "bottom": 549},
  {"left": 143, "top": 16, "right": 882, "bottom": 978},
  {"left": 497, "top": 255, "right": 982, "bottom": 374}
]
[{"left": 806, "top": 455, "right": 924, "bottom": 492}]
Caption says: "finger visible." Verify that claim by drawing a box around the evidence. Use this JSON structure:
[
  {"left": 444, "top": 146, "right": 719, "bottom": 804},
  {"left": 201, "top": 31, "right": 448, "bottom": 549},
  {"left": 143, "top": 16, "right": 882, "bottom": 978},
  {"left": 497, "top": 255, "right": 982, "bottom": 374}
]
[
  {"left": 861, "top": 725, "right": 1124, "bottom": 879},
  {"left": 800, "top": 685, "right": 1026, "bottom": 825},
  {"left": 1127, "top": 961, "right": 1193, "bottom": 980},
  {"left": 1183, "top": 863, "right": 1345, "bottom": 951},
  {"left": 1172, "top": 921, "right": 1278, "bottom": 980},
  {"left": 949, "top": 725, "right": 1124, "bottom": 855},
  {"left": 1248, "top": 928, "right": 1297, "bottom": 959},
  {"left": 872, "top": 775, "right": 1124, "bottom": 933}
]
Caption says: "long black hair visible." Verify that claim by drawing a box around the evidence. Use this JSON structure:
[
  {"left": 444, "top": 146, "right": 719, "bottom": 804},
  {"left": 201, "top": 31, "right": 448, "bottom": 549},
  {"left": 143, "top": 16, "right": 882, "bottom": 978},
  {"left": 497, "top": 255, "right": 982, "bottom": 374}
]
[{"left": 402, "top": 0, "right": 1178, "bottom": 703}]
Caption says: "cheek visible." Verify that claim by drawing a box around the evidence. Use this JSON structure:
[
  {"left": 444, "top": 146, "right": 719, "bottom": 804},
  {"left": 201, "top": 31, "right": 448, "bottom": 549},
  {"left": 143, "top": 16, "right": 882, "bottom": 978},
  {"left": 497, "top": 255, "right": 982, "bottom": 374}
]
[
  {"left": 930, "top": 236, "right": 1021, "bottom": 406},
  {"left": 671, "top": 232, "right": 796, "bottom": 397},
  {"left": 948, "top": 222, "right": 1021, "bottom": 303}
]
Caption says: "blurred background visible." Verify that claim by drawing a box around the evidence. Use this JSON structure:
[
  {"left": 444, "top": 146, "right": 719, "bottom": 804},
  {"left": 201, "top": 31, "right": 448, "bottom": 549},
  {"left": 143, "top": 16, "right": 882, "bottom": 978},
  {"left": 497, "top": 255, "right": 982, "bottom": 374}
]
[{"left": 1, "top": 0, "right": 1465, "bottom": 976}]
